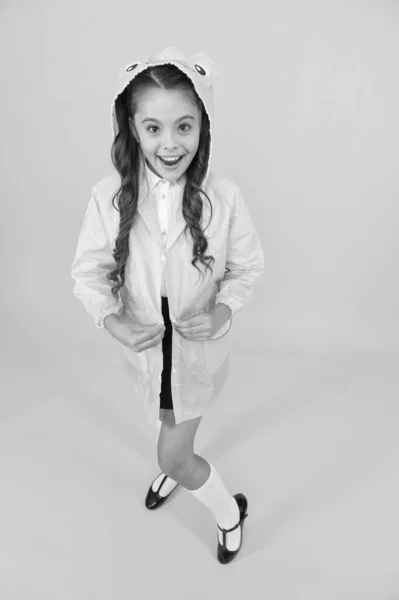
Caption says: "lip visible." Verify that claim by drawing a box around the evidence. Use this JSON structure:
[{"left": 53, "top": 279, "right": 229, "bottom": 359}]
[
  {"left": 158, "top": 155, "right": 185, "bottom": 159},
  {"left": 157, "top": 155, "right": 185, "bottom": 169}
]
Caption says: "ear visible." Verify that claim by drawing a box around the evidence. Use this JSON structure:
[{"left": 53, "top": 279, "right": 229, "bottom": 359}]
[{"left": 128, "top": 117, "right": 140, "bottom": 144}]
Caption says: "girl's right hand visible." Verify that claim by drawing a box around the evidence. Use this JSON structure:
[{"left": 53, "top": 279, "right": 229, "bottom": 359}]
[{"left": 104, "top": 314, "right": 165, "bottom": 352}]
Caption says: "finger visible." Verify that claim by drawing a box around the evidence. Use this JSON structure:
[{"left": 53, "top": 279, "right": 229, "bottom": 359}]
[
  {"left": 175, "top": 329, "right": 187, "bottom": 339},
  {"left": 175, "top": 317, "right": 204, "bottom": 329},
  {"left": 143, "top": 329, "right": 165, "bottom": 344},
  {"left": 175, "top": 330, "right": 209, "bottom": 340},
  {"left": 176, "top": 321, "right": 203, "bottom": 331},
  {"left": 138, "top": 329, "right": 164, "bottom": 351},
  {"left": 177, "top": 328, "right": 207, "bottom": 336}
]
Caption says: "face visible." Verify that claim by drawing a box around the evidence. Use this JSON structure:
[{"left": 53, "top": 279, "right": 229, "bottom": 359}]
[{"left": 129, "top": 87, "right": 202, "bottom": 183}]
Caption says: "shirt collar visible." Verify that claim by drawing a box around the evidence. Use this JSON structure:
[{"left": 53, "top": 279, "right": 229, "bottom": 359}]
[{"left": 144, "top": 160, "right": 187, "bottom": 193}]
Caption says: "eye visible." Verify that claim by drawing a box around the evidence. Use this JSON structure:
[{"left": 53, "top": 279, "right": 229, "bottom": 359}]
[
  {"left": 146, "top": 124, "right": 191, "bottom": 134},
  {"left": 126, "top": 62, "right": 139, "bottom": 72},
  {"left": 194, "top": 63, "right": 209, "bottom": 76}
]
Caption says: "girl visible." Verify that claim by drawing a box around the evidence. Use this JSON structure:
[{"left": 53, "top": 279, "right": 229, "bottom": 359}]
[{"left": 71, "top": 46, "right": 264, "bottom": 564}]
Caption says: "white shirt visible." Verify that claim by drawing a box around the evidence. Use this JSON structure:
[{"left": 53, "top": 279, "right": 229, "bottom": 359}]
[{"left": 144, "top": 162, "right": 187, "bottom": 297}]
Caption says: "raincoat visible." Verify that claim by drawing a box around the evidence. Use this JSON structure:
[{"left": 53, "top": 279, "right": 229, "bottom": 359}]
[{"left": 71, "top": 47, "right": 265, "bottom": 430}]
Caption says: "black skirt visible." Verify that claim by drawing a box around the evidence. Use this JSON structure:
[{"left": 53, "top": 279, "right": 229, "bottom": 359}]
[{"left": 160, "top": 296, "right": 174, "bottom": 409}]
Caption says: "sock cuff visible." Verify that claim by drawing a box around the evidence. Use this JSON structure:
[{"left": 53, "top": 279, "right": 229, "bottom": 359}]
[{"left": 188, "top": 459, "right": 213, "bottom": 496}]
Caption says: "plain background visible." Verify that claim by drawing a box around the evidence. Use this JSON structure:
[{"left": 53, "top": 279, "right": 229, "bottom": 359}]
[
  {"left": 1, "top": 1, "right": 399, "bottom": 599},
  {"left": 1, "top": 0, "right": 399, "bottom": 362}
]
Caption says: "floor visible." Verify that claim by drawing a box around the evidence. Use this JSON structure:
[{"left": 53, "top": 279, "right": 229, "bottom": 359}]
[{"left": 1, "top": 332, "right": 398, "bottom": 600}]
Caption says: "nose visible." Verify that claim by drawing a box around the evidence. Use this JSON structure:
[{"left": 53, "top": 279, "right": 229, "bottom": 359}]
[{"left": 161, "top": 130, "right": 178, "bottom": 150}]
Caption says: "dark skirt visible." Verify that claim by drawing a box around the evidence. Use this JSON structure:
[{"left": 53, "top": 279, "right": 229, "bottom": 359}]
[{"left": 160, "top": 296, "right": 174, "bottom": 409}]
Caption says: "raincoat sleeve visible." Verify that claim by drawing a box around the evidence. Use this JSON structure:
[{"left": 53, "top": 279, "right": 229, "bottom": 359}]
[
  {"left": 70, "top": 188, "right": 124, "bottom": 329},
  {"left": 209, "top": 184, "right": 265, "bottom": 340}
]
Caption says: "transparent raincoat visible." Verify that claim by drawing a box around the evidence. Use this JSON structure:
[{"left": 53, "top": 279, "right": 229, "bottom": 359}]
[{"left": 71, "top": 47, "right": 264, "bottom": 430}]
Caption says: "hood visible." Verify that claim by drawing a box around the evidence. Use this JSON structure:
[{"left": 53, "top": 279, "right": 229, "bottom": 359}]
[{"left": 110, "top": 46, "right": 220, "bottom": 188}]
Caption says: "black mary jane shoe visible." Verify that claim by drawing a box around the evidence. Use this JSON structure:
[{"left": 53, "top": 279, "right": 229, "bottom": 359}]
[
  {"left": 145, "top": 473, "right": 180, "bottom": 510},
  {"left": 217, "top": 493, "right": 249, "bottom": 564}
]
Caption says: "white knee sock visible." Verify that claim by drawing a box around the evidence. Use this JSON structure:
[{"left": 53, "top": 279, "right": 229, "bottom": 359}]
[
  {"left": 152, "top": 472, "right": 179, "bottom": 497},
  {"left": 187, "top": 461, "right": 241, "bottom": 551}
]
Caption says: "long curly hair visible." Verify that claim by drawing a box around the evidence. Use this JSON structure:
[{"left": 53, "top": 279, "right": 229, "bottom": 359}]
[{"left": 106, "top": 64, "right": 215, "bottom": 299}]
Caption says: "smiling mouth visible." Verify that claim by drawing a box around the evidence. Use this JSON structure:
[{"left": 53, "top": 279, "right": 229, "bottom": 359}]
[{"left": 158, "top": 155, "right": 184, "bottom": 166}]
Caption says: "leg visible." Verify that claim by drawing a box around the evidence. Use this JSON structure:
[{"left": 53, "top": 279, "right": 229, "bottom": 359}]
[
  {"left": 157, "top": 409, "right": 210, "bottom": 490},
  {"left": 157, "top": 409, "right": 242, "bottom": 552}
]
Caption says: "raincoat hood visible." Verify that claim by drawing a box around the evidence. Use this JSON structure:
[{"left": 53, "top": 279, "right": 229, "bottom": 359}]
[{"left": 110, "top": 46, "right": 220, "bottom": 188}]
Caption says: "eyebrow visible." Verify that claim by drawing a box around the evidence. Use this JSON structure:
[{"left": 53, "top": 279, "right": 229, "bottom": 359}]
[{"left": 141, "top": 115, "right": 196, "bottom": 124}]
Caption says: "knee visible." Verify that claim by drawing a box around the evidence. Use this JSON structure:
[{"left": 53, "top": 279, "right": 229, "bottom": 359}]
[{"left": 157, "top": 442, "right": 192, "bottom": 477}]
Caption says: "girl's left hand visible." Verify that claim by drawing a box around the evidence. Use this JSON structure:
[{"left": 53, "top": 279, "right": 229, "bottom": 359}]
[{"left": 173, "top": 308, "right": 223, "bottom": 341}]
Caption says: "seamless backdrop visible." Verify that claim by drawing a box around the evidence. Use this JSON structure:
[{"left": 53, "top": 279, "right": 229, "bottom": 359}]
[
  {"left": 1, "top": 2, "right": 399, "bottom": 598},
  {"left": 1, "top": 1, "right": 399, "bottom": 368}
]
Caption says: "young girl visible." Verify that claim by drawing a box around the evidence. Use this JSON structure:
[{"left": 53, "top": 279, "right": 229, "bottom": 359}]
[{"left": 71, "top": 46, "right": 264, "bottom": 564}]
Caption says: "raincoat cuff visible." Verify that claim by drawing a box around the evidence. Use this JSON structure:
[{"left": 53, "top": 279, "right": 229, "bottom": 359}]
[
  {"left": 209, "top": 315, "right": 233, "bottom": 340},
  {"left": 95, "top": 304, "right": 124, "bottom": 329},
  {"left": 209, "top": 301, "right": 234, "bottom": 340}
]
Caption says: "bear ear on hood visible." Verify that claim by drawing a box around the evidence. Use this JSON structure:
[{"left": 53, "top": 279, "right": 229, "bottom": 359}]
[
  {"left": 190, "top": 51, "right": 221, "bottom": 83},
  {"left": 119, "top": 48, "right": 220, "bottom": 87}
]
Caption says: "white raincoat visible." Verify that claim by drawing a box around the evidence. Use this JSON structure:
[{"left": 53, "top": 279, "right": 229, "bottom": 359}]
[{"left": 71, "top": 47, "right": 264, "bottom": 430}]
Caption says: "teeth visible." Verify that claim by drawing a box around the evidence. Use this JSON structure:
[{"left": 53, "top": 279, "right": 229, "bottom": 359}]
[{"left": 160, "top": 156, "right": 182, "bottom": 162}]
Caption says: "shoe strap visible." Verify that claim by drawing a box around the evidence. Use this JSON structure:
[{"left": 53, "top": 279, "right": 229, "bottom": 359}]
[
  {"left": 217, "top": 522, "right": 239, "bottom": 534},
  {"left": 156, "top": 474, "right": 168, "bottom": 495},
  {"left": 217, "top": 513, "right": 248, "bottom": 534}
]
